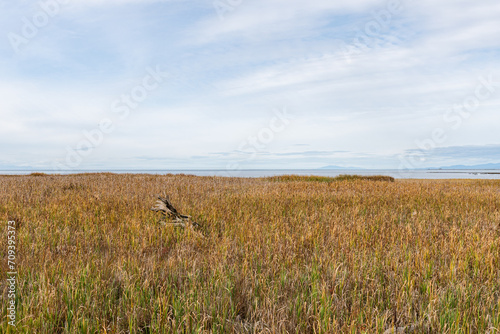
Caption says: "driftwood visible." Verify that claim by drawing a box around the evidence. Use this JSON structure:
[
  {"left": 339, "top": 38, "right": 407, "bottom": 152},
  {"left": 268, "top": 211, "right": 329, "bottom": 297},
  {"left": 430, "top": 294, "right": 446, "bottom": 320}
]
[
  {"left": 151, "top": 196, "right": 201, "bottom": 229},
  {"left": 383, "top": 325, "right": 419, "bottom": 334}
]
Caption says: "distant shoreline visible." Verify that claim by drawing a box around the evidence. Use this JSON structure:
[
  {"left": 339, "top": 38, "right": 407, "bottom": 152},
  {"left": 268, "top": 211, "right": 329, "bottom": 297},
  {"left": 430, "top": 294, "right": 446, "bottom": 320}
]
[{"left": 1, "top": 169, "right": 500, "bottom": 179}]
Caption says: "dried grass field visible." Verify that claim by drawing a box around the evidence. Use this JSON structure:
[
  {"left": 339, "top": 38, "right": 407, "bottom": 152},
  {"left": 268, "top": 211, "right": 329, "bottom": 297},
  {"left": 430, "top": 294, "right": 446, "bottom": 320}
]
[{"left": 1, "top": 173, "right": 499, "bottom": 333}]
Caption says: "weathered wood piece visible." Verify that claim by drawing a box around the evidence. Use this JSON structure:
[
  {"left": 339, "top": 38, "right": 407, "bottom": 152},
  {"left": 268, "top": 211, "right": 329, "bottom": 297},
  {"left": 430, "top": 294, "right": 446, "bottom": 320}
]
[
  {"left": 383, "top": 325, "right": 418, "bottom": 334},
  {"left": 151, "top": 196, "right": 201, "bottom": 229}
]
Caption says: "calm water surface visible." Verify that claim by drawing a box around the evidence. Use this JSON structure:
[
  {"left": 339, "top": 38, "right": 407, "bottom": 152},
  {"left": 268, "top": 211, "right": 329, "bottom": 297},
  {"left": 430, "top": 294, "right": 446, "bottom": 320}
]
[{"left": 2, "top": 169, "right": 500, "bottom": 179}]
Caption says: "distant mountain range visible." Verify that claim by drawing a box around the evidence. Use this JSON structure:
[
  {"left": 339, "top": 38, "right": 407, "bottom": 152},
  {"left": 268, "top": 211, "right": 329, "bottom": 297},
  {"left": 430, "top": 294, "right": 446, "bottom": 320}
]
[
  {"left": 320, "top": 163, "right": 500, "bottom": 170},
  {"left": 430, "top": 163, "right": 500, "bottom": 170}
]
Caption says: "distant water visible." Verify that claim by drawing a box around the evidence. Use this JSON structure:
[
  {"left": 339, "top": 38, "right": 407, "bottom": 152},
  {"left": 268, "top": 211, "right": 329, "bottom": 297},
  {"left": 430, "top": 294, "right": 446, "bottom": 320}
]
[{"left": 2, "top": 169, "right": 500, "bottom": 179}]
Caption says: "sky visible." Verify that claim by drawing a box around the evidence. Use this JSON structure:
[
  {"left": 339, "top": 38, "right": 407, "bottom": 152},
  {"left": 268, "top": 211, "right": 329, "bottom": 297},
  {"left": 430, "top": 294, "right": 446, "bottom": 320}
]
[{"left": 1, "top": 0, "right": 500, "bottom": 171}]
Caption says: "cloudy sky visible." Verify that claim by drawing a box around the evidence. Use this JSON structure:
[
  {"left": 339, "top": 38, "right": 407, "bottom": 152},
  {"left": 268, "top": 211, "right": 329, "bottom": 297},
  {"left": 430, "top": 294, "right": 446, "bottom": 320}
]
[{"left": 1, "top": 0, "right": 499, "bottom": 170}]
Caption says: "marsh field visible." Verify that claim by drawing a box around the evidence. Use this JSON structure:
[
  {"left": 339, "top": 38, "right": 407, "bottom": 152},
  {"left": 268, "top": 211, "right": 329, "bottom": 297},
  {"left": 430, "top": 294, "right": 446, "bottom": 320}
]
[{"left": 1, "top": 173, "right": 499, "bottom": 333}]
